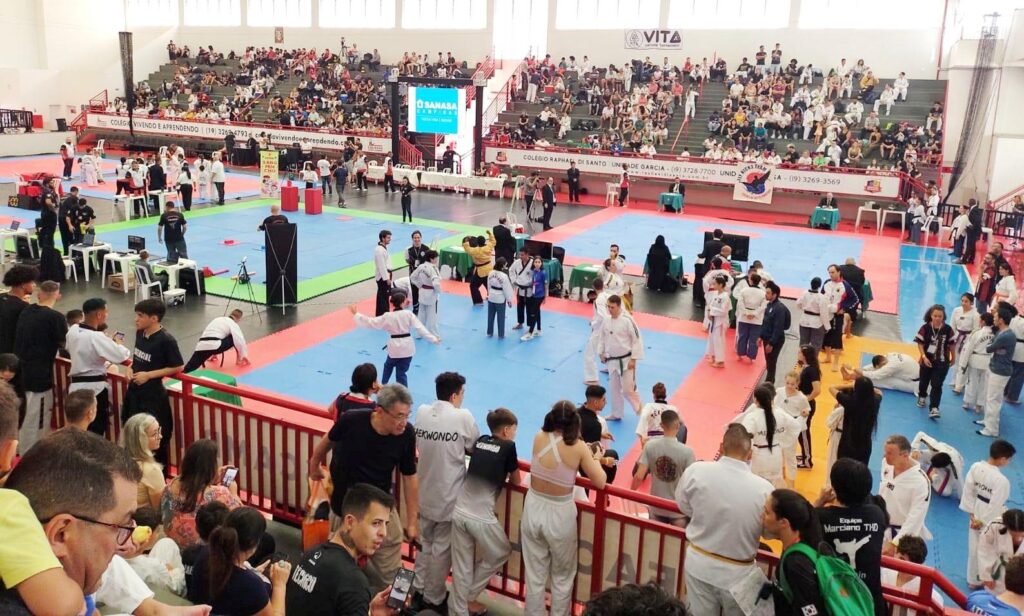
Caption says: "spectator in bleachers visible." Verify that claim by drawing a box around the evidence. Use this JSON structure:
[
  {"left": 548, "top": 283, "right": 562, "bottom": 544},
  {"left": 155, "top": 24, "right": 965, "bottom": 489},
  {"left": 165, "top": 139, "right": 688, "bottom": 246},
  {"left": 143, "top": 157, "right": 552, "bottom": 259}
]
[
  {"left": 121, "top": 412, "right": 164, "bottom": 509},
  {"left": 161, "top": 438, "right": 242, "bottom": 549}
]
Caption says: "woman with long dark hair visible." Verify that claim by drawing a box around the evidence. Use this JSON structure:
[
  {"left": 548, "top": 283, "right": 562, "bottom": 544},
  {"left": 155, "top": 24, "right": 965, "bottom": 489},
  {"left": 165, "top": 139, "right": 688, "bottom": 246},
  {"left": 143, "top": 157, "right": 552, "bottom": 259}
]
[
  {"left": 522, "top": 401, "right": 607, "bottom": 615},
  {"left": 161, "top": 439, "right": 242, "bottom": 548},
  {"left": 176, "top": 161, "right": 196, "bottom": 211},
  {"left": 521, "top": 255, "right": 547, "bottom": 341},
  {"left": 735, "top": 383, "right": 804, "bottom": 487},
  {"left": 188, "top": 507, "right": 291, "bottom": 615},
  {"left": 795, "top": 345, "right": 822, "bottom": 468},
  {"left": 763, "top": 489, "right": 828, "bottom": 615},
  {"left": 831, "top": 376, "right": 882, "bottom": 466}
]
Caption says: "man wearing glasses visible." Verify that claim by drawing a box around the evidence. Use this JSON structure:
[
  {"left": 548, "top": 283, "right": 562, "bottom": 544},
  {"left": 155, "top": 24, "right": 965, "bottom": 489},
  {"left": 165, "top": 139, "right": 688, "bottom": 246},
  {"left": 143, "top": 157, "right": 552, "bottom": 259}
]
[{"left": 309, "top": 383, "right": 420, "bottom": 596}]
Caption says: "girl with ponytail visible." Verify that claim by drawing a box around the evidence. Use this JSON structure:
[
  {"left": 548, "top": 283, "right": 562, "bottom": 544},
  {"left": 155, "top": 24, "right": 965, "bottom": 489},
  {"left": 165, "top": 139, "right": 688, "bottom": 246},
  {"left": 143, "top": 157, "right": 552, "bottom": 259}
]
[
  {"left": 735, "top": 383, "right": 804, "bottom": 487},
  {"left": 188, "top": 507, "right": 291, "bottom": 615},
  {"left": 979, "top": 509, "right": 1024, "bottom": 593},
  {"left": 763, "top": 489, "right": 827, "bottom": 615}
]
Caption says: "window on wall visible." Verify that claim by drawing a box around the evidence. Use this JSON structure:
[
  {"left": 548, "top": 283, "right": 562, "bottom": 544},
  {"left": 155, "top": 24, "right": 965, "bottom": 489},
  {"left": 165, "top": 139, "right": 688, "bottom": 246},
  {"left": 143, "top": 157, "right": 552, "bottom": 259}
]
[
  {"left": 248, "top": 0, "right": 313, "bottom": 26},
  {"left": 402, "top": 0, "right": 487, "bottom": 29},
  {"left": 494, "top": 0, "right": 549, "bottom": 59},
  {"left": 183, "top": 0, "right": 242, "bottom": 26},
  {"left": 799, "top": 0, "right": 943, "bottom": 29},
  {"left": 667, "top": 0, "right": 790, "bottom": 29},
  {"left": 954, "top": 0, "right": 1024, "bottom": 38},
  {"left": 555, "top": 0, "right": 660, "bottom": 30},
  {"left": 126, "top": 0, "right": 179, "bottom": 26},
  {"left": 319, "top": 0, "right": 396, "bottom": 28}
]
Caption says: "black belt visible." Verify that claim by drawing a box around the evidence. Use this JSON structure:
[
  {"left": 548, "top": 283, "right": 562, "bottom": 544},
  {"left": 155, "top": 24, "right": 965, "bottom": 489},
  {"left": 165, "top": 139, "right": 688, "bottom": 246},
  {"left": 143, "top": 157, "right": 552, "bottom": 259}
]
[
  {"left": 421, "top": 284, "right": 434, "bottom": 290},
  {"left": 199, "top": 336, "right": 221, "bottom": 342},
  {"left": 71, "top": 374, "right": 106, "bottom": 383},
  {"left": 390, "top": 334, "right": 410, "bottom": 339},
  {"left": 978, "top": 494, "right": 991, "bottom": 504},
  {"left": 804, "top": 311, "right": 819, "bottom": 316},
  {"left": 754, "top": 443, "right": 777, "bottom": 449},
  {"left": 489, "top": 285, "right": 504, "bottom": 290}
]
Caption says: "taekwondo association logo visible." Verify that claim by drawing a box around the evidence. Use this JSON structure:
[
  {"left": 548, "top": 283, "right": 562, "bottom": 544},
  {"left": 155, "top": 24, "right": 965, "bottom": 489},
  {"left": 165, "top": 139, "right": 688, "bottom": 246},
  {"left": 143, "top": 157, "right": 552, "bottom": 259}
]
[
  {"left": 495, "top": 151, "right": 508, "bottom": 163},
  {"left": 863, "top": 179, "right": 882, "bottom": 193},
  {"left": 736, "top": 163, "right": 772, "bottom": 197}
]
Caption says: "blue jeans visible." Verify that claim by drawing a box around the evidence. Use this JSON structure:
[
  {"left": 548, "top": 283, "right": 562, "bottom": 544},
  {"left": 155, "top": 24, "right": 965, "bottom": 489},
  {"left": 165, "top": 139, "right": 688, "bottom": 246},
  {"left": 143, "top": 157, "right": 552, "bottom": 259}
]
[
  {"left": 382, "top": 355, "right": 412, "bottom": 386},
  {"left": 736, "top": 322, "right": 762, "bottom": 360},
  {"left": 487, "top": 301, "right": 507, "bottom": 337},
  {"left": 166, "top": 240, "right": 188, "bottom": 264}
]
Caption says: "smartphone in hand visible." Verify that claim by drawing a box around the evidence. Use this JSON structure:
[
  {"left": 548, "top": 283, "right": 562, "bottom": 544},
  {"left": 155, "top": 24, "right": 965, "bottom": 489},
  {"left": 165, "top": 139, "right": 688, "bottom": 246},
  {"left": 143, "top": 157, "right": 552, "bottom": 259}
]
[
  {"left": 221, "top": 466, "right": 238, "bottom": 486},
  {"left": 113, "top": 331, "right": 126, "bottom": 343},
  {"left": 386, "top": 568, "right": 415, "bottom": 610}
]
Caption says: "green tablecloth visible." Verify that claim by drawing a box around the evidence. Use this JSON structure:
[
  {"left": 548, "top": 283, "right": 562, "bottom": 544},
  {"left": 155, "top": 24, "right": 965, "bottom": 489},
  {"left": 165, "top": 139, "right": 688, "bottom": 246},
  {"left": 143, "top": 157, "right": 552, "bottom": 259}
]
[
  {"left": 543, "top": 258, "right": 563, "bottom": 285},
  {"left": 643, "top": 255, "right": 684, "bottom": 279},
  {"left": 809, "top": 207, "right": 841, "bottom": 230},
  {"left": 568, "top": 263, "right": 602, "bottom": 295},
  {"left": 513, "top": 233, "right": 530, "bottom": 252},
  {"left": 659, "top": 193, "right": 683, "bottom": 212},
  {"left": 861, "top": 280, "right": 873, "bottom": 312},
  {"left": 167, "top": 369, "right": 242, "bottom": 407},
  {"left": 439, "top": 245, "right": 473, "bottom": 279}
]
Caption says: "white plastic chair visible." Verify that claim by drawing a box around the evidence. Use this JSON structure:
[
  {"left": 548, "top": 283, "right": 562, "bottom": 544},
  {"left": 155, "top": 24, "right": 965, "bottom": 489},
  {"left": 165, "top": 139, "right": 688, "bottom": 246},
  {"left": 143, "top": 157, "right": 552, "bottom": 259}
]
[
  {"left": 605, "top": 182, "right": 618, "bottom": 205},
  {"left": 62, "top": 257, "right": 77, "bottom": 282},
  {"left": 95, "top": 139, "right": 106, "bottom": 157},
  {"left": 135, "top": 265, "right": 186, "bottom": 305}
]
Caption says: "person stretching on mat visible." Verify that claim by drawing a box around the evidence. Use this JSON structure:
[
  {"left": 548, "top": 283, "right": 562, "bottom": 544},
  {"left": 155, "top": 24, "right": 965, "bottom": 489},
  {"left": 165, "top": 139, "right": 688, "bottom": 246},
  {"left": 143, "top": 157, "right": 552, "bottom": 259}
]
[
  {"left": 183, "top": 309, "right": 251, "bottom": 373},
  {"left": 350, "top": 290, "right": 440, "bottom": 387}
]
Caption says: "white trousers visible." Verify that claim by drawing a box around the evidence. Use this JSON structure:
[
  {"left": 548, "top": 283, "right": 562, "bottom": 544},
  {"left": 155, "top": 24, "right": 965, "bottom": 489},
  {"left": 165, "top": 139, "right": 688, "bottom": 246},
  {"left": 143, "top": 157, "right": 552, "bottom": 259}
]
[
  {"left": 685, "top": 101, "right": 696, "bottom": 118},
  {"left": 414, "top": 517, "right": 453, "bottom": 606},
  {"left": 20, "top": 389, "right": 53, "bottom": 453},
  {"left": 685, "top": 569, "right": 747, "bottom": 616},
  {"left": 420, "top": 296, "right": 439, "bottom": 337},
  {"left": 751, "top": 447, "right": 785, "bottom": 488},
  {"left": 583, "top": 330, "right": 600, "bottom": 383},
  {"left": 824, "top": 430, "right": 841, "bottom": 488},
  {"left": 527, "top": 83, "right": 539, "bottom": 102},
  {"left": 873, "top": 99, "right": 892, "bottom": 115},
  {"left": 450, "top": 512, "right": 512, "bottom": 616},
  {"left": 984, "top": 373, "right": 1010, "bottom": 434},
  {"left": 967, "top": 526, "right": 982, "bottom": 586},
  {"left": 965, "top": 366, "right": 989, "bottom": 409},
  {"left": 521, "top": 490, "right": 577, "bottom": 616},
  {"left": 895, "top": 86, "right": 908, "bottom": 101},
  {"left": 706, "top": 319, "right": 726, "bottom": 363},
  {"left": 606, "top": 360, "right": 641, "bottom": 419},
  {"left": 953, "top": 345, "right": 968, "bottom": 390}
]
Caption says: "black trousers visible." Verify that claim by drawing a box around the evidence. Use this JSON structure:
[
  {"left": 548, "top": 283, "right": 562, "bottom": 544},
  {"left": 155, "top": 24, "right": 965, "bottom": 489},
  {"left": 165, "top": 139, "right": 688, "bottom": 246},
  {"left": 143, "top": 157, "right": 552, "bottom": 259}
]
[
  {"left": 375, "top": 279, "right": 391, "bottom": 316},
  {"left": 384, "top": 175, "right": 396, "bottom": 193},
  {"left": 86, "top": 388, "right": 111, "bottom": 437},
  {"left": 918, "top": 361, "right": 950, "bottom": 409},
  {"left": 799, "top": 400, "right": 816, "bottom": 464},
  {"left": 468, "top": 270, "right": 485, "bottom": 305},
  {"left": 764, "top": 340, "right": 783, "bottom": 384},
  {"left": 179, "top": 184, "right": 193, "bottom": 211},
  {"left": 541, "top": 204, "right": 553, "bottom": 230},
  {"left": 962, "top": 231, "right": 980, "bottom": 263},
  {"left": 62, "top": 158, "right": 73, "bottom": 178},
  {"left": 184, "top": 337, "right": 233, "bottom": 373},
  {"left": 401, "top": 197, "right": 412, "bottom": 222},
  {"left": 524, "top": 196, "right": 534, "bottom": 219},
  {"left": 568, "top": 180, "right": 580, "bottom": 202},
  {"left": 618, "top": 187, "right": 628, "bottom": 206},
  {"left": 516, "top": 294, "right": 527, "bottom": 325},
  {"left": 123, "top": 382, "right": 173, "bottom": 467},
  {"left": 356, "top": 171, "right": 367, "bottom": 190},
  {"left": 215, "top": 181, "right": 225, "bottom": 205},
  {"left": 410, "top": 285, "right": 420, "bottom": 315},
  {"left": 59, "top": 228, "right": 74, "bottom": 256},
  {"left": 526, "top": 296, "right": 543, "bottom": 331}
]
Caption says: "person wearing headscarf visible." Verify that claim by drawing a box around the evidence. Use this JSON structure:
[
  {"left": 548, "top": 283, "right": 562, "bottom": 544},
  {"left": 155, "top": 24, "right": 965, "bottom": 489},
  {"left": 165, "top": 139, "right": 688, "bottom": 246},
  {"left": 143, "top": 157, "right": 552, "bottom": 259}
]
[{"left": 645, "top": 235, "right": 672, "bottom": 292}]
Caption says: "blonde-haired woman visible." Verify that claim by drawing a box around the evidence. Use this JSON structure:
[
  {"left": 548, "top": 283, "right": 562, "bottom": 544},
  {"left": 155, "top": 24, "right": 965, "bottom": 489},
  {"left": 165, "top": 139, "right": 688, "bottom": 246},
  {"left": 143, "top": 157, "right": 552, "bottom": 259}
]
[{"left": 121, "top": 413, "right": 164, "bottom": 508}]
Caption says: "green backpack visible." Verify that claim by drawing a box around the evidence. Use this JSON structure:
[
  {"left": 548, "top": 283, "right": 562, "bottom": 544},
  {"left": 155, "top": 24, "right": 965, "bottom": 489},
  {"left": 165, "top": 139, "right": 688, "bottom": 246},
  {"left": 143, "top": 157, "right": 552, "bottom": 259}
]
[{"left": 779, "top": 542, "right": 875, "bottom": 616}]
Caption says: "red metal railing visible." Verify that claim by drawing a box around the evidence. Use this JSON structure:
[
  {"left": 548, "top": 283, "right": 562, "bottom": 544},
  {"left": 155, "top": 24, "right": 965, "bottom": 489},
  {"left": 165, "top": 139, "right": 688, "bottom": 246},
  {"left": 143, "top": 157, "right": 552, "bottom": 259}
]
[
  {"left": 482, "top": 60, "right": 525, "bottom": 131},
  {"left": 466, "top": 56, "right": 496, "bottom": 108},
  {"left": 399, "top": 134, "right": 423, "bottom": 168},
  {"left": 671, "top": 51, "right": 714, "bottom": 155},
  {"left": 49, "top": 358, "right": 968, "bottom": 614},
  {"left": 989, "top": 181, "right": 1024, "bottom": 211},
  {"left": 89, "top": 89, "right": 109, "bottom": 111}
]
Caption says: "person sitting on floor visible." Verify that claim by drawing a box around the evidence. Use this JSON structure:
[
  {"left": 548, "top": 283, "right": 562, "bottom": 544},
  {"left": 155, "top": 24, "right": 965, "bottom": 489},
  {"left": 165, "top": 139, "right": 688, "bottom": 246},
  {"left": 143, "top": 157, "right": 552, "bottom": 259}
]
[{"left": 840, "top": 352, "right": 919, "bottom": 393}]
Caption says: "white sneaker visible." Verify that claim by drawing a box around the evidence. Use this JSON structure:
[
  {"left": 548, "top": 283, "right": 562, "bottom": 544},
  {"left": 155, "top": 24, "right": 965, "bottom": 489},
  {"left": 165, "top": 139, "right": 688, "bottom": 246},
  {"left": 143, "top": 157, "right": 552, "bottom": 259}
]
[
  {"left": 520, "top": 332, "right": 534, "bottom": 341},
  {"left": 533, "top": 330, "right": 542, "bottom": 337}
]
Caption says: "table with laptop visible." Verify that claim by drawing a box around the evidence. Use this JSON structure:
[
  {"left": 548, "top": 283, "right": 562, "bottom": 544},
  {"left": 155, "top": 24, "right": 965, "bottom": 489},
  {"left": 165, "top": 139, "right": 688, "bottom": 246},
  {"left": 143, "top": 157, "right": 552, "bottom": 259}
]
[
  {"left": 69, "top": 230, "right": 112, "bottom": 283},
  {"left": 0, "top": 220, "right": 37, "bottom": 267},
  {"left": 101, "top": 235, "right": 147, "bottom": 293}
]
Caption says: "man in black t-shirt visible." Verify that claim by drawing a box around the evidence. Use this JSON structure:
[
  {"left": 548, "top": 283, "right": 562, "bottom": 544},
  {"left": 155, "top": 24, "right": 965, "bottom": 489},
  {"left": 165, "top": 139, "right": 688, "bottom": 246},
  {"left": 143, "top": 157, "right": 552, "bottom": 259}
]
[
  {"left": 0, "top": 265, "right": 37, "bottom": 355},
  {"left": 58, "top": 187, "right": 80, "bottom": 254},
  {"left": 450, "top": 409, "right": 520, "bottom": 616},
  {"left": 258, "top": 204, "right": 289, "bottom": 231},
  {"left": 157, "top": 202, "right": 188, "bottom": 264},
  {"left": 308, "top": 384, "right": 419, "bottom": 595},
  {"left": 122, "top": 299, "right": 184, "bottom": 467},
  {"left": 287, "top": 484, "right": 400, "bottom": 616},
  {"left": 578, "top": 385, "right": 619, "bottom": 483},
  {"left": 815, "top": 458, "right": 887, "bottom": 615},
  {"left": 13, "top": 281, "right": 66, "bottom": 452}
]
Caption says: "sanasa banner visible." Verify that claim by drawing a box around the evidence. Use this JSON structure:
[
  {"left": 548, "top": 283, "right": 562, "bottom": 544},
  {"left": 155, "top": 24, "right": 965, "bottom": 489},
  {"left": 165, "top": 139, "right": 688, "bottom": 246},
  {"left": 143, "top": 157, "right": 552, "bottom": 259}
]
[
  {"left": 484, "top": 147, "right": 902, "bottom": 199},
  {"left": 624, "top": 29, "right": 683, "bottom": 50},
  {"left": 85, "top": 113, "right": 392, "bottom": 153}
]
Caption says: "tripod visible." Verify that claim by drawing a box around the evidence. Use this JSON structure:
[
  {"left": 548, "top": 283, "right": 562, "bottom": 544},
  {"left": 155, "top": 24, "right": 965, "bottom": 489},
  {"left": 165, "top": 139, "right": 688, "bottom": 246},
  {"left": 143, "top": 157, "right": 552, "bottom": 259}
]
[{"left": 225, "top": 258, "right": 262, "bottom": 323}]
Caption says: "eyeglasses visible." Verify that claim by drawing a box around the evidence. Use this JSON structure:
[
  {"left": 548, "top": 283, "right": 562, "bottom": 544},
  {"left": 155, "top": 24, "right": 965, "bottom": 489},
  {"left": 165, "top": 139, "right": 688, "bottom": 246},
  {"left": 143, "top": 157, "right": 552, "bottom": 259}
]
[
  {"left": 40, "top": 514, "right": 137, "bottom": 545},
  {"left": 383, "top": 409, "right": 410, "bottom": 422}
]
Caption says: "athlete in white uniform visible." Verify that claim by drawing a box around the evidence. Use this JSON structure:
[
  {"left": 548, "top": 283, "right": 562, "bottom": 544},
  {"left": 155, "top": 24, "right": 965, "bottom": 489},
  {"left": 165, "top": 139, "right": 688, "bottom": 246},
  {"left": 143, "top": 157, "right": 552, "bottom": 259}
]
[
  {"left": 410, "top": 250, "right": 442, "bottom": 337},
  {"left": 583, "top": 278, "right": 612, "bottom": 384},
  {"left": 961, "top": 440, "right": 1016, "bottom": 588},
  {"left": 732, "top": 384, "right": 805, "bottom": 488},
  {"left": 960, "top": 313, "right": 995, "bottom": 413},
  {"left": 880, "top": 435, "right": 933, "bottom": 555},
  {"left": 840, "top": 352, "right": 919, "bottom": 393},
  {"left": 635, "top": 382, "right": 679, "bottom": 447},
  {"left": 951, "top": 294, "right": 982, "bottom": 393},
  {"left": 596, "top": 295, "right": 643, "bottom": 420},
  {"left": 910, "top": 431, "right": 965, "bottom": 497},
  {"left": 704, "top": 274, "right": 731, "bottom": 367},
  {"left": 978, "top": 510, "right": 1024, "bottom": 594},
  {"left": 796, "top": 279, "right": 831, "bottom": 350},
  {"left": 774, "top": 372, "right": 811, "bottom": 488}
]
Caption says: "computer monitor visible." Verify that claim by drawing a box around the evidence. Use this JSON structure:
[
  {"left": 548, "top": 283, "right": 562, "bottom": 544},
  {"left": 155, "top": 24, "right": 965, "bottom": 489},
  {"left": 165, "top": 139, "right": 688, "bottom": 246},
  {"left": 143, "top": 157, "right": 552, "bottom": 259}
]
[
  {"left": 701, "top": 231, "right": 751, "bottom": 262},
  {"left": 522, "top": 239, "right": 553, "bottom": 261},
  {"left": 128, "top": 235, "right": 145, "bottom": 252}
]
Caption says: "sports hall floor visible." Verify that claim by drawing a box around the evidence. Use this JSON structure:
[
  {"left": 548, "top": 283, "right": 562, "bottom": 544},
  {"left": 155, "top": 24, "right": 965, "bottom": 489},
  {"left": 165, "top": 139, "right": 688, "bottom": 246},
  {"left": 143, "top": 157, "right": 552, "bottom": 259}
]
[{"left": 1, "top": 153, "right": 1003, "bottom": 596}]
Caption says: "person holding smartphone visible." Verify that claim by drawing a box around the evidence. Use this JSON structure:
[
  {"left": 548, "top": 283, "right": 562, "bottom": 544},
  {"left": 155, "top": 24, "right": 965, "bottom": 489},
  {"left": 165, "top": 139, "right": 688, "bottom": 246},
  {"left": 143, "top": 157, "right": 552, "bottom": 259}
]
[
  {"left": 66, "top": 297, "right": 132, "bottom": 437},
  {"left": 286, "top": 483, "right": 403, "bottom": 615}
]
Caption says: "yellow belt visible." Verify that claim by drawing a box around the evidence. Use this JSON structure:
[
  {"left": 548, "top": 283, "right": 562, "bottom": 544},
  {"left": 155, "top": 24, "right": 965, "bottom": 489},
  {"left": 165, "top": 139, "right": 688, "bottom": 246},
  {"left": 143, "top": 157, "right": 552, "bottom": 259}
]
[{"left": 688, "top": 541, "right": 756, "bottom": 566}]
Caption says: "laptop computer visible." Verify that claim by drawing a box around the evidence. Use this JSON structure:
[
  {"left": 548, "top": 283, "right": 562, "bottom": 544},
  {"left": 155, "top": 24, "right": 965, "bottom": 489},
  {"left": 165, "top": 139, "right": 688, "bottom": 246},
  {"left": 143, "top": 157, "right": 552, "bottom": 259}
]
[
  {"left": 9, "top": 221, "right": 19, "bottom": 231},
  {"left": 80, "top": 231, "right": 96, "bottom": 247}
]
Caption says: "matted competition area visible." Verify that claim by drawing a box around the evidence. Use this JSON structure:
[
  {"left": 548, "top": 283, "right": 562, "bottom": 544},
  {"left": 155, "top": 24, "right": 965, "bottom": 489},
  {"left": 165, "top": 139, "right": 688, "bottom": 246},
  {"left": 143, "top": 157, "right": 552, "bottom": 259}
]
[{"left": 0, "top": 149, "right": 1006, "bottom": 594}]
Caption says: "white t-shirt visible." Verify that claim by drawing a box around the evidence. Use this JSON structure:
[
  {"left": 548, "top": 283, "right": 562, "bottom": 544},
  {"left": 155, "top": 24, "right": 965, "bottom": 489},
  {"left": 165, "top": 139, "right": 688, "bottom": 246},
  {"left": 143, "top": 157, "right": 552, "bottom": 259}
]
[
  {"left": 413, "top": 400, "right": 480, "bottom": 521},
  {"left": 95, "top": 555, "right": 155, "bottom": 614},
  {"left": 210, "top": 160, "right": 226, "bottom": 182},
  {"left": 636, "top": 401, "right": 677, "bottom": 439},
  {"left": 317, "top": 159, "right": 331, "bottom": 177}
]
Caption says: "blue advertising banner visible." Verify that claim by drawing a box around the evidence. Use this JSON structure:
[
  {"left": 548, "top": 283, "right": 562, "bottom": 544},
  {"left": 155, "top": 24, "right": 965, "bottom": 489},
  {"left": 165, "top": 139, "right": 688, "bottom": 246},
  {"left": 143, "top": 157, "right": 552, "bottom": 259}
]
[{"left": 409, "top": 86, "right": 462, "bottom": 134}]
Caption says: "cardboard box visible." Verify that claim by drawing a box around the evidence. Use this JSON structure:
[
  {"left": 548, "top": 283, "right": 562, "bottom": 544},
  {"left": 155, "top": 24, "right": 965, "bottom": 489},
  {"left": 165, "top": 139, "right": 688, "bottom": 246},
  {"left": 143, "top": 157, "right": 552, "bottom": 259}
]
[{"left": 107, "top": 274, "right": 136, "bottom": 292}]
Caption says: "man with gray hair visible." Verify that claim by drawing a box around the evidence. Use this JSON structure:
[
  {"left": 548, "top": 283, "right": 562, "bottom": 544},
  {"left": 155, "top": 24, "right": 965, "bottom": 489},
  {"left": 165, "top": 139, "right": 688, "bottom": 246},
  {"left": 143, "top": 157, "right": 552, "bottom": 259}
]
[
  {"left": 14, "top": 280, "right": 66, "bottom": 451},
  {"left": 880, "top": 433, "right": 932, "bottom": 555},
  {"left": 309, "top": 383, "right": 420, "bottom": 595},
  {"left": 674, "top": 423, "right": 773, "bottom": 616}
]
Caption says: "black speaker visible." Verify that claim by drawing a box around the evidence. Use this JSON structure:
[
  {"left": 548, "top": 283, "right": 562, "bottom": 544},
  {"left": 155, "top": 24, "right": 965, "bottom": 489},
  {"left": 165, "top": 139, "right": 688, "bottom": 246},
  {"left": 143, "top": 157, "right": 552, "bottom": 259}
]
[
  {"left": 56, "top": 118, "right": 67, "bottom": 132},
  {"left": 265, "top": 223, "right": 298, "bottom": 307}
]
